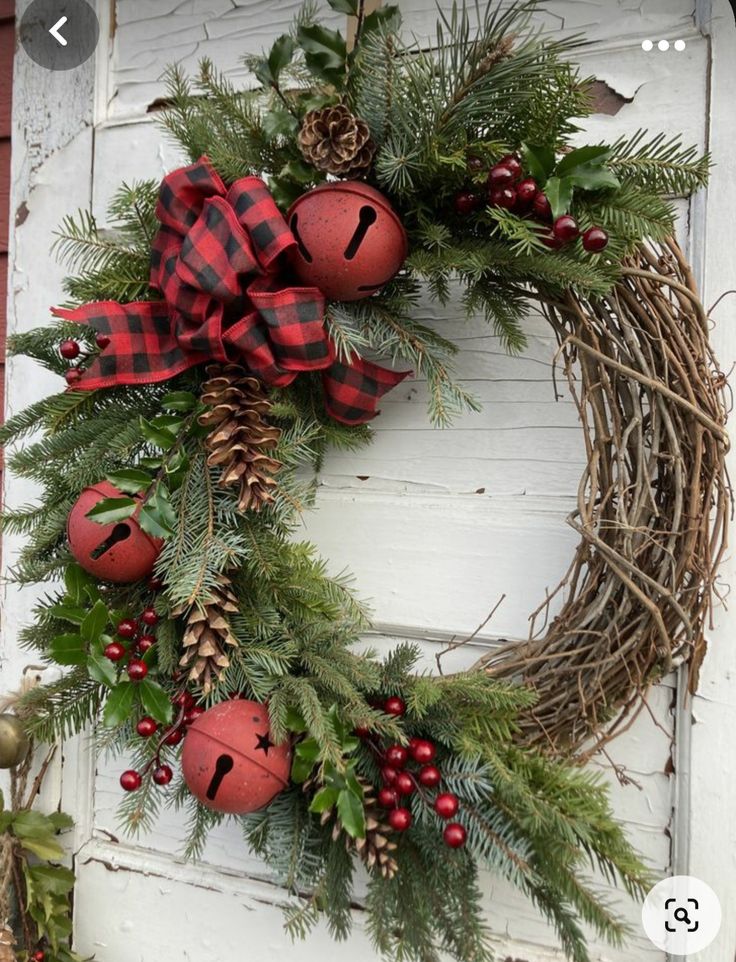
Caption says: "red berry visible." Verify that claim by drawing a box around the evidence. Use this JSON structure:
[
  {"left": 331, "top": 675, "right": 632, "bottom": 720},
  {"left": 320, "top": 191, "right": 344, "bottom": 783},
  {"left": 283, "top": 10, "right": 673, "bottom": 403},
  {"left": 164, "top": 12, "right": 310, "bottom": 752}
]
[
  {"left": 388, "top": 807, "right": 412, "bottom": 831},
  {"left": 32, "top": 951, "right": 45, "bottom": 962},
  {"left": 434, "top": 792, "right": 459, "bottom": 819},
  {"left": 164, "top": 727, "right": 184, "bottom": 746},
  {"left": 499, "top": 154, "right": 523, "bottom": 181},
  {"left": 95, "top": 332, "right": 111, "bottom": 349},
  {"left": 488, "top": 163, "right": 515, "bottom": 188},
  {"left": 64, "top": 368, "right": 83, "bottom": 386},
  {"left": 539, "top": 230, "right": 564, "bottom": 250},
  {"left": 381, "top": 765, "right": 398, "bottom": 785},
  {"left": 467, "top": 155, "right": 485, "bottom": 172},
  {"left": 141, "top": 607, "right": 159, "bottom": 627},
  {"left": 515, "top": 177, "right": 538, "bottom": 206},
  {"left": 147, "top": 575, "right": 165, "bottom": 590},
  {"left": 409, "top": 739, "right": 436, "bottom": 764},
  {"left": 103, "top": 641, "right": 126, "bottom": 663},
  {"left": 582, "top": 226, "right": 609, "bottom": 252},
  {"left": 454, "top": 190, "right": 481, "bottom": 216},
  {"left": 385, "top": 745, "right": 409, "bottom": 769},
  {"left": 553, "top": 215, "right": 580, "bottom": 244},
  {"left": 354, "top": 724, "right": 371, "bottom": 738},
  {"left": 153, "top": 764, "right": 173, "bottom": 786},
  {"left": 490, "top": 187, "right": 516, "bottom": 209},
  {"left": 184, "top": 706, "right": 205, "bottom": 726},
  {"left": 116, "top": 618, "right": 138, "bottom": 639},
  {"left": 394, "top": 771, "right": 415, "bottom": 796},
  {"left": 136, "top": 716, "right": 158, "bottom": 737},
  {"left": 418, "top": 764, "right": 442, "bottom": 788},
  {"left": 378, "top": 787, "right": 399, "bottom": 808},
  {"left": 127, "top": 659, "right": 148, "bottom": 681},
  {"left": 60, "top": 339, "right": 80, "bottom": 359},
  {"left": 532, "top": 192, "right": 552, "bottom": 221},
  {"left": 173, "top": 690, "right": 195, "bottom": 710},
  {"left": 137, "top": 635, "right": 156, "bottom": 653},
  {"left": 443, "top": 822, "right": 467, "bottom": 848},
  {"left": 384, "top": 696, "right": 406, "bottom": 717},
  {"left": 120, "top": 770, "right": 142, "bottom": 792}
]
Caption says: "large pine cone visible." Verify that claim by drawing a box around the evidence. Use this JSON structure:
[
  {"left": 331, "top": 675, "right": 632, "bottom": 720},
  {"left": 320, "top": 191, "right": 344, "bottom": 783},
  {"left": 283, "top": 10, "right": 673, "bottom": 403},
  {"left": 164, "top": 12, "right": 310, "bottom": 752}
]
[
  {"left": 298, "top": 104, "right": 376, "bottom": 178},
  {"left": 200, "top": 365, "right": 282, "bottom": 513}
]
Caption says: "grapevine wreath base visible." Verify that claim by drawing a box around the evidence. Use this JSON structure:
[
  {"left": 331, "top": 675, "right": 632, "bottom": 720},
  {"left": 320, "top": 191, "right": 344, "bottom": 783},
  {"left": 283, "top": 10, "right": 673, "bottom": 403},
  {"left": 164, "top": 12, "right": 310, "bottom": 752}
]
[{"left": 0, "top": 2, "right": 730, "bottom": 962}]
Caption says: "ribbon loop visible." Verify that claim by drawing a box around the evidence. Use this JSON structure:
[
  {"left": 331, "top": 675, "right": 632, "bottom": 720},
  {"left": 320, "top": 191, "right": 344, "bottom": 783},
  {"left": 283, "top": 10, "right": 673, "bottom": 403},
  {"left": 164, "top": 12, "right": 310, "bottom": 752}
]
[{"left": 53, "top": 156, "right": 409, "bottom": 424}]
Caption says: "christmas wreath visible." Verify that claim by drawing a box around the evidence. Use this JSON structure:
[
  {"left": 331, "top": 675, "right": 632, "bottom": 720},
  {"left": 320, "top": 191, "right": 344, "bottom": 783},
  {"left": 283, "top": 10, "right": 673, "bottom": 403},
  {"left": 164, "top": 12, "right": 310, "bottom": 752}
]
[{"left": 0, "top": 2, "right": 728, "bottom": 961}]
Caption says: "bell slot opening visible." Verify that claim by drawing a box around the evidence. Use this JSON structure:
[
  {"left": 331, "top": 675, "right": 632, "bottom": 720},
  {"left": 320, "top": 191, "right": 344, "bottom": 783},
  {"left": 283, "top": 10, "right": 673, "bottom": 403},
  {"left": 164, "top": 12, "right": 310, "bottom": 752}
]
[
  {"left": 91, "top": 522, "right": 132, "bottom": 560},
  {"left": 290, "top": 213, "right": 313, "bottom": 263},
  {"left": 344, "top": 205, "right": 378, "bottom": 260},
  {"left": 206, "top": 753, "right": 235, "bottom": 800}
]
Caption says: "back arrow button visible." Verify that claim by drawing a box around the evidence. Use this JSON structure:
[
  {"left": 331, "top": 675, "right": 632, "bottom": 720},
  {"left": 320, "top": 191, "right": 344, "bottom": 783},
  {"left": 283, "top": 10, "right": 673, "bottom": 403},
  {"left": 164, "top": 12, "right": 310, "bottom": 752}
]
[{"left": 49, "top": 16, "right": 69, "bottom": 46}]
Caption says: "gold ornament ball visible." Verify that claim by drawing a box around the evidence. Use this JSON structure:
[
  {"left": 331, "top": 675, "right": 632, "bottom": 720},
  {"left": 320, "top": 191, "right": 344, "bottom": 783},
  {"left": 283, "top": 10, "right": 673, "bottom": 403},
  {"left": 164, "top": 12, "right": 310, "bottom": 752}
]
[{"left": 0, "top": 714, "right": 30, "bottom": 769}]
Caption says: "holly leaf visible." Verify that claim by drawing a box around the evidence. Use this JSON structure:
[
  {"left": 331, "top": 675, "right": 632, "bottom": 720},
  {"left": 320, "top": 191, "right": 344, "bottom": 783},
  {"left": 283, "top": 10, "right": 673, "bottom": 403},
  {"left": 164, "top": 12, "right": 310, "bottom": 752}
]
[
  {"left": 47, "top": 812, "right": 74, "bottom": 832},
  {"left": 105, "top": 468, "right": 151, "bottom": 494},
  {"left": 139, "top": 679, "right": 173, "bottom": 725},
  {"left": 336, "top": 789, "right": 365, "bottom": 838},
  {"left": 161, "top": 391, "right": 197, "bottom": 412},
  {"left": 64, "top": 564, "right": 94, "bottom": 605},
  {"left": 327, "top": 0, "right": 359, "bottom": 13},
  {"left": 29, "top": 865, "right": 76, "bottom": 896},
  {"left": 567, "top": 163, "right": 621, "bottom": 191},
  {"left": 19, "top": 837, "right": 65, "bottom": 861},
  {"left": 361, "top": 5, "right": 401, "bottom": 34},
  {"left": 80, "top": 600, "right": 109, "bottom": 645},
  {"left": 284, "top": 707, "right": 308, "bottom": 733},
  {"left": 50, "top": 634, "right": 86, "bottom": 666},
  {"left": 262, "top": 107, "right": 299, "bottom": 142},
  {"left": 87, "top": 650, "right": 117, "bottom": 687},
  {"left": 521, "top": 143, "right": 556, "bottom": 184},
  {"left": 139, "top": 486, "right": 176, "bottom": 539},
  {"left": 297, "top": 24, "right": 347, "bottom": 87},
  {"left": 556, "top": 145, "right": 612, "bottom": 177},
  {"left": 85, "top": 497, "right": 137, "bottom": 525},
  {"left": 545, "top": 176, "right": 575, "bottom": 220},
  {"left": 103, "top": 683, "right": 136, "bottom": 727},
  {"left": 140, "top": 417, "right": 177, "bottom": 450},
  {"left": 268, "top": 33, "right": 296, "bottom": 78},
  {"left": 48, "top": 604, "right": 86, "bottom": 625},
  {"left": 309, "top": 787, "right": 340, "bottom": 813}
]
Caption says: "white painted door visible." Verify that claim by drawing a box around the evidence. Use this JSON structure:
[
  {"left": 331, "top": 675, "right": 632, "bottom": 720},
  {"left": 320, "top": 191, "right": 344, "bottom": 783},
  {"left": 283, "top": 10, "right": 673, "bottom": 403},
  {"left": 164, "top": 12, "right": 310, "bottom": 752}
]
[{"left": 4, "top": 2, "right": 736, "bottom": 960}]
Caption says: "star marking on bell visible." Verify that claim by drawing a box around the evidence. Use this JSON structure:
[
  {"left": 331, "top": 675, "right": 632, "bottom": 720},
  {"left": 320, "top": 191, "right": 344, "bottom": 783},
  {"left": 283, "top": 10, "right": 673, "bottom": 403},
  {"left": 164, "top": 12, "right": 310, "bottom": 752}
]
[{"left": 255, "top": 732, "right": 273, "bottom": 755}]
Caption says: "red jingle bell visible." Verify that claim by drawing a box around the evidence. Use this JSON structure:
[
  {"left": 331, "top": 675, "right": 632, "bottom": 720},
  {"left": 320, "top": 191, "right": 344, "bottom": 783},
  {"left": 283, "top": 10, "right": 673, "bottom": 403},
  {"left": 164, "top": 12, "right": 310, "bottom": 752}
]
[
  {"left": 286, "top": 182, "right": 408, "bottom": 302},
  {"left": 181, "top": 700, "right": 291, "bottom": 815},
  {"left": 67, "top": 481, "right": 163, "bottom": 583}
]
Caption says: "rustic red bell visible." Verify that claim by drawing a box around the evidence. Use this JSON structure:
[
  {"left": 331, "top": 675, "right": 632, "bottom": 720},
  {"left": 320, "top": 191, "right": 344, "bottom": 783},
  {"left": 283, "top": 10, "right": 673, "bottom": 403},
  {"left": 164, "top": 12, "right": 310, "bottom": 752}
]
[
  {"left": 181, "top": 700, "right": 291, "bottom": 814},
  {"left": 287, "top": 182, "right": 408, "bottom": 302},
  {"left": 67, "top": 481, "right": 163, "bottom": 583}
]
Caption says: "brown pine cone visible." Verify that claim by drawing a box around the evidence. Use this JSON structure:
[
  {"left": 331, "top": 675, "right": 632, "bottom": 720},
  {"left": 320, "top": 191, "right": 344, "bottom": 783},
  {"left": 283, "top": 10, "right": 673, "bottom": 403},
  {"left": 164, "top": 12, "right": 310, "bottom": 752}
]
[
  {"left": 298, "top": 104, "right": 376, "bottom": 178},
  {"left": 199, "top": 364, "right": 282, "bottom": 513},
  {"left": 0, "top": 923, "right": 16, "bottom": 962},
  {"left": 176, "top": 573, "right": 239, "bottom": 694}
]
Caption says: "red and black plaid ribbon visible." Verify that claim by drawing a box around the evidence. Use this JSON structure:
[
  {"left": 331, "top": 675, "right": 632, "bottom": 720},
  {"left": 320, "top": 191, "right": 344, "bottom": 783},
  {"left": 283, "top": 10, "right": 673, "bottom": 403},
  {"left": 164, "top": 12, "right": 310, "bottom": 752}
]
[{"left": 53, "top": 157, "right": 408, "bottom": 425}]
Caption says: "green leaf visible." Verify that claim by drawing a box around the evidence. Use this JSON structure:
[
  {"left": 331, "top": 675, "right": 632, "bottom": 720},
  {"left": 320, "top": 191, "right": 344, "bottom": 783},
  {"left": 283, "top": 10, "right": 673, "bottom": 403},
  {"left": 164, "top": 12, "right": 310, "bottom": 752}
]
[
  {"left": 297, "top": 24, "right": 347, "bottom": 87},
  {"left": 291, "top": 754, "right": 314, "bottom": 784},
  {"left": 262, "top": 107, "right": 300, "bottom": 142},
  {"left": 309, "top": 787, "right": 340, "bottom": 813},
  {"left": 85, "top": 497, "right": 137, "bottom": 524},
  {"left": 521, "top": 143, "right": 556, "bottom": 184},
  {"left": 64, "top": 564, "right": 94, "bottom": 605},
  {"left": 545, "top": 176, "right": 575, "bottom": 219},
  {"left": 161, "top": 391, "right": 197, "bottom": 412},
  {"left": 284, "top": 708, "right": 308, "bottom": 733},
  {"left": 295, "top": 737, "right": 320, "bottom": 763},
  {"left": 0, "top": 812, "right": 14, "bottom": 833},
  {"left": 139, "top": 679, "right": 173, "bottom": 725},
  {"left": 103, "top": 683, "right": 136, "bottom": 727},
  {"left": 50, "top": 633, "right": 86, "bottom": 666},
  {"left": 105, "top": 468, "right": 151, "bottom": 494},
  {"left": 48, "top": 604, "right": 86, "bottom": 625},
  {"left": 556, "top": 145, "right": 612, "bottom": 177},
  {"left": 80, "top": 600, "right": 109, "bottom": 645},
  {"left": 139, "top": 485, "right": 176, "bottom": 539},
  {"left": 20, "top": 837, "right": 65, "bottom": 861},
  {"left": 13, "top": 810, "right": 57, "bottom": 840},
  {"left": 28, "top": 865, "right": 76, "bottom": 896},
  {"left": 268, "top": 33, "right": 296, "bottom": 78},
  {"left": 140, "top": 416, "right": 177, "bottom": 450},
  {"left": 278, "top": 159, "right": 317, "bottom": 186},
  {"left": 327, "top": 0, "right": 358, "bottom": 13},
  {"left": 336, "top": 789, "right": 365, "bottom": 839},
  {"left": 87, "top": 650, "right": 117, "bottom": 687},
  {"left": 567, "top": 164, "right": 621, "bottom": 191},
  {"left": 47, "top": 812, "right": 74, "bottom": 832},
  {"left": 361, "top": 5, "right": 401, "bottom": 34}
]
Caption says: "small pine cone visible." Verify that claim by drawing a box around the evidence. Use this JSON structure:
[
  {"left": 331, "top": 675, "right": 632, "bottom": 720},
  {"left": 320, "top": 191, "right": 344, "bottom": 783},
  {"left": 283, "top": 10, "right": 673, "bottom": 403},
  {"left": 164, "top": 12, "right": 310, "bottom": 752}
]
[
  {"left": 200, "top": 364, "right": 282, "bottom": 513},
  {"left": 0, "top": 924, "right": 16, "bottom": 962},
  {"left": 298, "top": 104, "right": 376, "bottom": 178},
  {"left": 176, "top": 573, "right": 239, "bottom": 694}
]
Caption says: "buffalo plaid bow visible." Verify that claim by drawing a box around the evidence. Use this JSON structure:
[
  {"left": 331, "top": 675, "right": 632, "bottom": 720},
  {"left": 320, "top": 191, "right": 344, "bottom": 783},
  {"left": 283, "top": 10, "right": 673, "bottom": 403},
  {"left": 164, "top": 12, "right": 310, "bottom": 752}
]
[{"left": 53, "top": 157, "right": 408, "bottom": 425}]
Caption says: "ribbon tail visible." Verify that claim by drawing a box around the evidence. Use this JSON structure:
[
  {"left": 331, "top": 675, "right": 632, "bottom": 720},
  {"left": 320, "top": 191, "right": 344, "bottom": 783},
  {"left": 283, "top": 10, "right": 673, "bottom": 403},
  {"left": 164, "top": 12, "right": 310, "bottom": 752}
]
[
  {"left": 322, "top": 357, "right": 411, "bottom": 425},
  {"left": 53, "top": 301, "right": 201, "bottom": 390}
]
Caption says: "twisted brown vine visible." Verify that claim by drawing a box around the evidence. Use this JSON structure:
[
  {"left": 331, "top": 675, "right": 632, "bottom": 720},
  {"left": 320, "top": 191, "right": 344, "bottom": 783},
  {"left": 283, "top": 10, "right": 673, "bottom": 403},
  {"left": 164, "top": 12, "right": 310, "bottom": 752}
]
[{"left": 476, "top": 238, "right": 730, "bottom": 754}]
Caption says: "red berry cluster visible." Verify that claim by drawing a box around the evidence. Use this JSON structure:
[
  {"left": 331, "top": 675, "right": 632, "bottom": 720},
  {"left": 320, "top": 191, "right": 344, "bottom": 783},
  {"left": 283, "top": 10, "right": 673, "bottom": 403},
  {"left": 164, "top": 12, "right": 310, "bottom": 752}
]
[
  {"left": 361, "top": 696, "right": 467, "bottom": 849},
  {"left": 103, "top": 603, "right": 161, "bottom": 681},
  {"left": 120, "top": 689, "right": 204, "bottom": 793},
  {"left": 60, "top": 332, "right": 111, "bottom": 386},
  {"left": 454, "top": 153, "right": 609, "bottom": 254}
]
